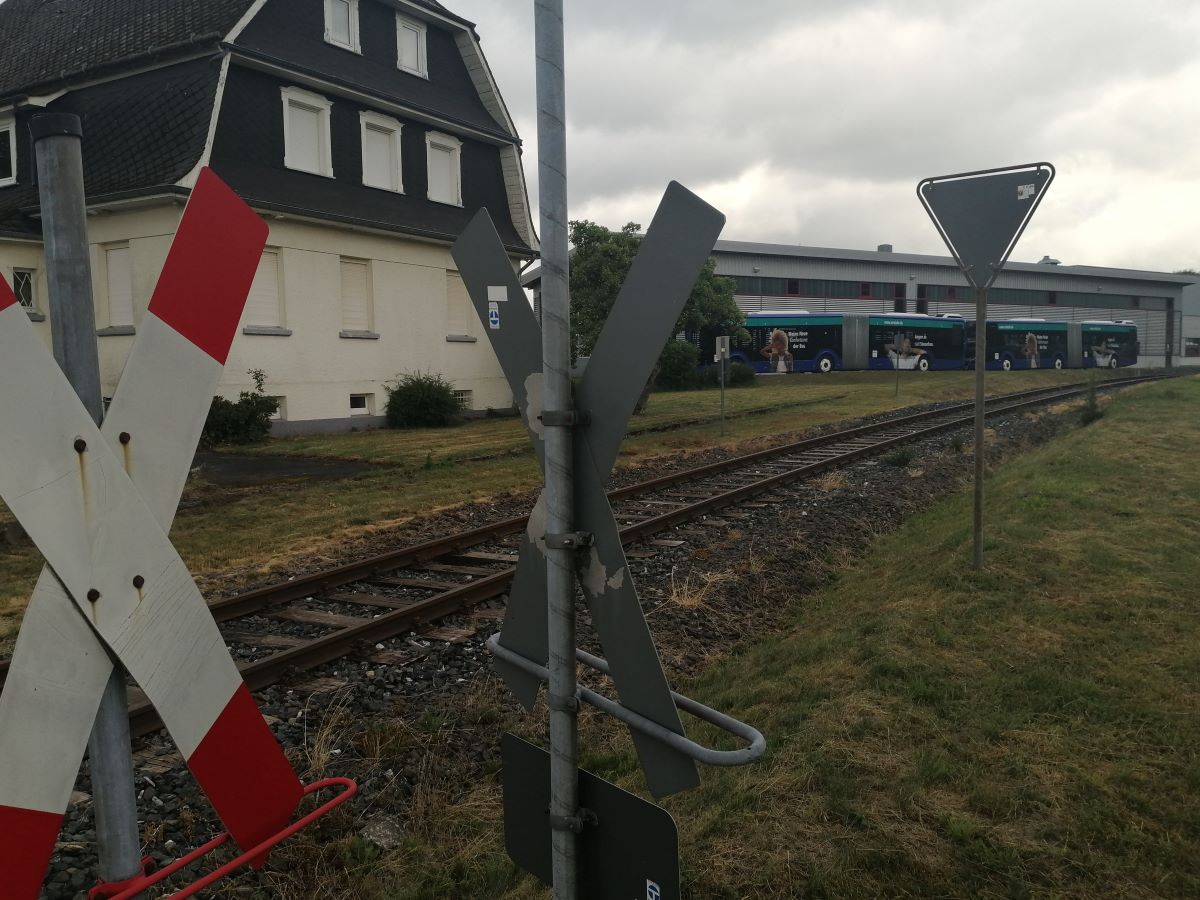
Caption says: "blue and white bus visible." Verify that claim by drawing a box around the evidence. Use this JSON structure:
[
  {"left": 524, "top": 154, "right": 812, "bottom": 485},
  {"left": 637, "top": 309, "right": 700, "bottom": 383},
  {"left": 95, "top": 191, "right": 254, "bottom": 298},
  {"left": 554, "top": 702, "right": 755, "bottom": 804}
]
[
  {"left": 734, "top": 311, "right": 968, "bottom": 373},
  {"left": 982, "top": 319, "right": 1138, "bottom": 370}
]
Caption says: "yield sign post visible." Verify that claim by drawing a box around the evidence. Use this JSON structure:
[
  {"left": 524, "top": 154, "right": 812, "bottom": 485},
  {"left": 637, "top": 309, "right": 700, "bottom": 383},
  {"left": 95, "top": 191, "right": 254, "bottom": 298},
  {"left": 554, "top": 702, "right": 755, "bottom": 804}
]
[{"left": 917, "top": 162, "right": 1054, "bottom": 569}]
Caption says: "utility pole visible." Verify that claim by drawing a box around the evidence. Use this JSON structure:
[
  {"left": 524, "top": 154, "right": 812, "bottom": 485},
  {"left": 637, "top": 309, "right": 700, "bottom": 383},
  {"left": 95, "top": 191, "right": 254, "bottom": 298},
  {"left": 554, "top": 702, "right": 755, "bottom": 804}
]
[
  {"left": 533, "top": 2, "right": 579, "bottom": 896},
  {"left": 32, "top": 113, "right": 143, "bottom": 888}
]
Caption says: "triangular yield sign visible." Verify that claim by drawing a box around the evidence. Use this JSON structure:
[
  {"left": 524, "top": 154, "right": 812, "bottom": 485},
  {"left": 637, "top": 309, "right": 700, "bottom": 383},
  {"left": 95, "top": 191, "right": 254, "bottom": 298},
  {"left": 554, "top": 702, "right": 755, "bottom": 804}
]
[{"left": 918, "top": 163, "right": 1054, "bottom": 289}]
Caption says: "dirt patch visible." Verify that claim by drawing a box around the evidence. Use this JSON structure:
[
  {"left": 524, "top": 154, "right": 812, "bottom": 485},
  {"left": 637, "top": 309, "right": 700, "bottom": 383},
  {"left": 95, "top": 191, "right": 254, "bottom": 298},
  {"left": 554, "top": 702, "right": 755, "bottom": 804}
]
[{"left": 192, "top": 451, "right": 384, "bottom": 486}]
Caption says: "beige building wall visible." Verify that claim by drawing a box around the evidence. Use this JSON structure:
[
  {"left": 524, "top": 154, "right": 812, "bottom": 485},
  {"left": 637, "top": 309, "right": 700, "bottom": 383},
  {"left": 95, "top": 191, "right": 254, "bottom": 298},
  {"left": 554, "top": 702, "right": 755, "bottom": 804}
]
[{"left": 1, "top": 202, "right": 515, "bottom": 431}]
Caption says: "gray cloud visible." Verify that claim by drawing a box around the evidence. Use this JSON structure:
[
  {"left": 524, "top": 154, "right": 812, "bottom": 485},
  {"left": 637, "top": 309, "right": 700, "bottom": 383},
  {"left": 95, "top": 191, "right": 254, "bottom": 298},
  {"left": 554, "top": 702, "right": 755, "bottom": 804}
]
[{"left": 455, "top": 0, "right": 1200, "bottom": 271}]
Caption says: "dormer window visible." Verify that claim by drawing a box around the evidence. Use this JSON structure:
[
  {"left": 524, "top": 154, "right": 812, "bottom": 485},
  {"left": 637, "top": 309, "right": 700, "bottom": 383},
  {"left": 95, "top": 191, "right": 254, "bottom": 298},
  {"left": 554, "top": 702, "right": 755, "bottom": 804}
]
[
  {"left": 281, "top": 87, "right": 334, "bottom": 178},
  {"left": 0, "top": 114, "right": 15, "bottom": 188},
  {"left": 324, "top": 0, "right": 360, "bottom": 52},
  {"left": 396, "top": 14, "right": 428, "bottom": 78}
]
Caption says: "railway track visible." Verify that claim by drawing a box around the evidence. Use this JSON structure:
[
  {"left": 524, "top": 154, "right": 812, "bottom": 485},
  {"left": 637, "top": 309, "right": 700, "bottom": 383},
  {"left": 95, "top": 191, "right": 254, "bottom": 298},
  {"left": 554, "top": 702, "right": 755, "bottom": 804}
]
[{"left": 0, "top": 373, "right": 1173, "bottom": 734}]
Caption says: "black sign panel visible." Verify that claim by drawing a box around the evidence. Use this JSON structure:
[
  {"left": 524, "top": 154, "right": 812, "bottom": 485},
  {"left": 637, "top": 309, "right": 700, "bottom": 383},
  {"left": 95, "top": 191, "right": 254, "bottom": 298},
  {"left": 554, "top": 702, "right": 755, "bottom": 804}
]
[
  {"left": 503, "top": 734, "right": 680, "bottom": 900},
  {"left": 918, "top": 163, "right": 1054, "bottom": 289}
]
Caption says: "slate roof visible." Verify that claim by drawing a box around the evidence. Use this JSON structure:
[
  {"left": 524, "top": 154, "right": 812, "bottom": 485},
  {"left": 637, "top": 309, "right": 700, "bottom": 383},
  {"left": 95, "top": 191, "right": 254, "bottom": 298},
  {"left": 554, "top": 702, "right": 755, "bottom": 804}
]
[
  {"left": 0, "top": 0, "right": 253, "bottom": 99},
  {"left": 0, "top": 57, "right": 222, "bottom": 237}
]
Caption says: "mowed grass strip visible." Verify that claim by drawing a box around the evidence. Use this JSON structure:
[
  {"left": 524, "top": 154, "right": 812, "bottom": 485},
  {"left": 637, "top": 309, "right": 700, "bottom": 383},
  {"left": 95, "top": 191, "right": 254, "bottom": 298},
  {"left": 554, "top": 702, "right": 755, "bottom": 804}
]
[
  {"left": 0, "top": 369, "right": 1131, "bottom": 633},
  {"left": 328, "top": 376, "right": 1199, "bottom": 899}
]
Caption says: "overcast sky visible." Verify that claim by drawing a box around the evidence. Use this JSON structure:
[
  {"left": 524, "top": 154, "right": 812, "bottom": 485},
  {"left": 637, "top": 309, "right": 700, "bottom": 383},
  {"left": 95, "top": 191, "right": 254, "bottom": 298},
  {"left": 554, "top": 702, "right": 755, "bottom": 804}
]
[{"left": 448, "top": 0, "right": 1200, "bottom": 273}]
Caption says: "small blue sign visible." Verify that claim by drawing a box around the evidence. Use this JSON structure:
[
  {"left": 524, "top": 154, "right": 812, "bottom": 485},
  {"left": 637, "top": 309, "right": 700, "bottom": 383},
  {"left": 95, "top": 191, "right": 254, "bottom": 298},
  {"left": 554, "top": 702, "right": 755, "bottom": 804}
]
[
  {"left": 489, "top": 308, "right": 501, "bottom": 329},
  {"left": 646, "top": 880, "right": 661, "bottom": 900}
]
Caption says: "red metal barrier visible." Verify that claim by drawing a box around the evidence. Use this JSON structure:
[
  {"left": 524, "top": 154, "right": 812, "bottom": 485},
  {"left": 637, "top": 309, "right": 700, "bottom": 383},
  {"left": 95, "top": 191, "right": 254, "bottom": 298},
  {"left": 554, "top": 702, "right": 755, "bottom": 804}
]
[{"left": 88, "top": 777, "right": 357, "bottom": 900}]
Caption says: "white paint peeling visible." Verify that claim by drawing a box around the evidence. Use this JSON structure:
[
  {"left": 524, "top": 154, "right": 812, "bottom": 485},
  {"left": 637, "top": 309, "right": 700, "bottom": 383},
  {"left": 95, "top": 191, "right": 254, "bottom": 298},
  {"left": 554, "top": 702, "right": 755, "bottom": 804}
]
[
  {"left": 523, "top": 371, "right": 545, "bottom": 440},
  {"left": 526, "top": 490, "right": 548, "bottom": 555}
]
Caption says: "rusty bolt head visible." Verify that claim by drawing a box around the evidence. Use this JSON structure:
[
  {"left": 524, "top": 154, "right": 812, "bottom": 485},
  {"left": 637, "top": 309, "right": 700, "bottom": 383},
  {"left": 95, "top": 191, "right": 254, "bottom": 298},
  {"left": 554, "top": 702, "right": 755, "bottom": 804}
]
[
  {"left": 132, "top": 575, "right": 145, "bottom": 589},
  {"left": 119, "top": 432, "right": 131, "bottom": 445},
  {"left": 86, "top": 589, "right": 100, "bottom": 603},
  {"left": 74, "top": 438, "right": 87, "bottom": 453}
]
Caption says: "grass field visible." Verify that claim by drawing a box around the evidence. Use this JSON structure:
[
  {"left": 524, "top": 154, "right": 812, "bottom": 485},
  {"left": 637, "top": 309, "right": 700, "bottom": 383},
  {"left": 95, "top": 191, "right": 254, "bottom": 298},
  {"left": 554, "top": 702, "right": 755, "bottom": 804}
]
[
  {"left": 291, "top": 374, "right": 1200, "bottom": 898},
  {"left": 0, "top": 369, "right": 1131, "bottom": 642}
]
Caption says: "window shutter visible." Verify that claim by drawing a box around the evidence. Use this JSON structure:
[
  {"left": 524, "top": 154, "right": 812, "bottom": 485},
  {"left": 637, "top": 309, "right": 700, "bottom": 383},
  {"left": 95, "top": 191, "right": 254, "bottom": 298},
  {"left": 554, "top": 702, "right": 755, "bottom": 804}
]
[
  {"left": 363, "top": 125, "right": 393, "bottom": 190},
  {"left": 428, "top": 144, "right": 454, "bottom": 203},
  {"left": 245, "top": 251, "right": 280, "bottom": 327},
  {"left": 398, "top": 23, "right": 420, "bottom": 71},
  {"left": 288, "top": 102, "right": 321, "bottom": 173},
  {"left": 446, "top": 272, "right": 474, "bottom": 335},
  {"left": 340, "top": 259, "right": 370, "bottom": 331},
  {"left": 106, "top": 246, "right": 133, "bottom": 327}
]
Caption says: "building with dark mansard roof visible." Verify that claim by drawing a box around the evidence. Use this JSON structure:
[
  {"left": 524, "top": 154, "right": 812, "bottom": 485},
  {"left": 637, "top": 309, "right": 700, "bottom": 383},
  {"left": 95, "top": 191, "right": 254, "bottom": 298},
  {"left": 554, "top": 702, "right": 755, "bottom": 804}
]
[{"left": 0, "top": 0, "right": 537, "bottom": 431}]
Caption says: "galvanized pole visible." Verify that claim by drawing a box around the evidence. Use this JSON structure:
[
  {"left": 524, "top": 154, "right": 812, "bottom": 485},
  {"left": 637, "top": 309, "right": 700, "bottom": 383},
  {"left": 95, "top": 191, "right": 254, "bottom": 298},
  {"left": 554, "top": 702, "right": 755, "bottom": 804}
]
[
  {"left": 719, "top": 355, "right": 726, "bottom": 437},
  {"left": 972, "top": 286, "right": 988, "bottom": 570},
  {"left": 533, "top": 2, "right": 579, "bottom": 898},
  {"left": 32, "top": 113, "right": 143, "bottom": 888}
]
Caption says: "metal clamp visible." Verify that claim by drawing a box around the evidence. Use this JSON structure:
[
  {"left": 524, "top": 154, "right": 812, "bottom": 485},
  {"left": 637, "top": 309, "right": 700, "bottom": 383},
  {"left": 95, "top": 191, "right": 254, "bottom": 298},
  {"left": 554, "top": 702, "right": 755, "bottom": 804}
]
[
  {"left": 544, "top": 531, "right": 594, "bottom": 550},
  {"left": 538, "top": 408, "right": 591, "bottom": 427},
  {"left": 488, "top": 634, "right": 766, "bottom": 767},
  {"left": 549, "top": 692, "right": 580, "bottom": 713}
]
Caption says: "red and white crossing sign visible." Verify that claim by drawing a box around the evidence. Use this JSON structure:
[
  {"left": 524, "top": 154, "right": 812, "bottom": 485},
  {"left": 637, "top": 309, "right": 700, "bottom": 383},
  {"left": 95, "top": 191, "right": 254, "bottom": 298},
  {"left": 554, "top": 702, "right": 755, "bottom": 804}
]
[{"left": 0, "top": 169, "right": 307, "bottom": 899}]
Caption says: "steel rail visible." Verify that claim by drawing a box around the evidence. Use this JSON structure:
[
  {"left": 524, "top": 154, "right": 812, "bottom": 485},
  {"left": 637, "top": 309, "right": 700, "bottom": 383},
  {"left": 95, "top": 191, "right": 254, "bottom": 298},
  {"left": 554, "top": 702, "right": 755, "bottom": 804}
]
[
  {"left": 0, "top": 374, "right": 1171, "bottom": 712},
  {"left": 122, "top": 372, "right": 1172, "bottom": 735}
]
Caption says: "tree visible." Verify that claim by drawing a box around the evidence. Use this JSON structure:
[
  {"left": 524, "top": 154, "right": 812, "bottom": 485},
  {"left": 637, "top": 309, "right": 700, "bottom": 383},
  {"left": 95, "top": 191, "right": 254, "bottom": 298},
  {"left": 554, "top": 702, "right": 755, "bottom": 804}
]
[{"left": 568, "top": 219, "right": 743, "bottom": 363}]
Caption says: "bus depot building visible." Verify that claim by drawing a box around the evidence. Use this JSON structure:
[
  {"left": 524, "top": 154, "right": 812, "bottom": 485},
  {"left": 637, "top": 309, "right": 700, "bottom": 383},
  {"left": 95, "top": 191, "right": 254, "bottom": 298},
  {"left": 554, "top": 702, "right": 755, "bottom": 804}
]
[{"left": 712, "top": 241, "right": 1191, "bottom": 369}]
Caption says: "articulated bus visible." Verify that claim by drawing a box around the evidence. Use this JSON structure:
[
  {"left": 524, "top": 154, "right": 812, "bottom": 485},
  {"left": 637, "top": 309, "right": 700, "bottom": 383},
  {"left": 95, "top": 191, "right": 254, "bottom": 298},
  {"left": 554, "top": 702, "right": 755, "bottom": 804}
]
[
  {"left": 722, "top": 312, "right": 1137, "bottom": 374},
  {"left": 982, "top": 319, "right": 1139, "bottom": 370},
  {"left": 734, "top": 312, "right": 967, "bottom": 373}
]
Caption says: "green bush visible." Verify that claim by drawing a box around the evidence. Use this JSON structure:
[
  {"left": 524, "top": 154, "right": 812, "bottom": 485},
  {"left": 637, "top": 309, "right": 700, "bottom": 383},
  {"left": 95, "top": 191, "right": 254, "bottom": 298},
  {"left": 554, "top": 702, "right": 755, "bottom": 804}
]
[
  {"left": 655, "top": 340, "right": 700, "bottom": 390},
  {"left": 386, "top": 372, "right": 461, "bottom": 428},
  {"left": 728, "top": 361, "right": 757, "bottom": 386},
  {"left": 200, "top": 369, "right": 279, "bottom": 448}
]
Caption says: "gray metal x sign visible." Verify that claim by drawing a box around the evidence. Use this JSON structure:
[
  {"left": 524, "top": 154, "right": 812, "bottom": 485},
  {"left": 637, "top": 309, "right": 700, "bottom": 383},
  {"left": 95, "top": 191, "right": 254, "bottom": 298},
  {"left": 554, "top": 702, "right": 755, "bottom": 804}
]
[{"left": 452, "top": 183, "right": 725, "bottom": 797}]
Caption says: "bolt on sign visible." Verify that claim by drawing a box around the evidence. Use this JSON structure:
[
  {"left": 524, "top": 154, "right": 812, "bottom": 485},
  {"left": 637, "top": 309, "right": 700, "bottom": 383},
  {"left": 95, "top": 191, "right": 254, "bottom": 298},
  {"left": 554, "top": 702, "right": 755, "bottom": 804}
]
[{"left": 0, "top": 170, "right": 339, "bottom": 899}]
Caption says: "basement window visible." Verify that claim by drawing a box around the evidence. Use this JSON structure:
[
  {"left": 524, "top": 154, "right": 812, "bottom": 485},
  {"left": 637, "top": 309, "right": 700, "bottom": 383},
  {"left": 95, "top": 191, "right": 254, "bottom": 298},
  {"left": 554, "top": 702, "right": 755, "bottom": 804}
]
[
  {"left": 453, "top": 389, "right": 473, "bottom": 409},
  {"left": 12, "top": 268, "right": 36, "bottom": 311},
  {"left": 350, "top": 393, "right": 374, "bottom": 416},
  {"left": 0, "top": 114, "right": 14, "bottom": 187}
]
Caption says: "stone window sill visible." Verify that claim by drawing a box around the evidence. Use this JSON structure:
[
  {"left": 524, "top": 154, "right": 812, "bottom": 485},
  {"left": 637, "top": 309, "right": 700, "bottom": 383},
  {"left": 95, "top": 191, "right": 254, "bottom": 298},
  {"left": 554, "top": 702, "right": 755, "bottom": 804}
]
[{"left": 339, "top": 329, "right": 380, "bottom": 340}]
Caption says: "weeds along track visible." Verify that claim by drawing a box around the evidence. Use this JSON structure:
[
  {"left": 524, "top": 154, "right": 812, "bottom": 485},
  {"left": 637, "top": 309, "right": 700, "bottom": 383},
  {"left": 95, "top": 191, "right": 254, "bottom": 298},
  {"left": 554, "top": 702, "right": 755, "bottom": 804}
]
[{"left": 0, "top": 373, "right": 1171, "bottom": 734}]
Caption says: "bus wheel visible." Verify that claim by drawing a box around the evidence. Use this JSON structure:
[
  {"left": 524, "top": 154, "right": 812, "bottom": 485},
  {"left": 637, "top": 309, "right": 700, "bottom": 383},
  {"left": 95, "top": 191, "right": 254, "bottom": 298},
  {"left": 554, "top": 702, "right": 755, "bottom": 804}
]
[
  {"left": 1109, "top": 355, "right": 1119, "bottom": 368},
  {"left": 1001, "top": 358, "right": 1013, "bottom": 371},
  {"left": 817, "top": 355, "right": 833, "bottom": 373},
  {"left": 1054, "top": 357, "right": 1064, "bottom": 369},
  {"left": 917, "top": 356, "right": 930, "bottom": 372}
]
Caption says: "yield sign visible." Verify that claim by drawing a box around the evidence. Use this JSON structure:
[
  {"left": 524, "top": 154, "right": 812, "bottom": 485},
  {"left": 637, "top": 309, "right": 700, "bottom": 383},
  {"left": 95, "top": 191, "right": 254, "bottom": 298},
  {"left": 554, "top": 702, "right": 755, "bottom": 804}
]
[
  {"left": 0, "top": 169, "right": 303, "bottom": 898},
  {"left": 917, "top": 162, "right": 1055, "bottom": 289}
]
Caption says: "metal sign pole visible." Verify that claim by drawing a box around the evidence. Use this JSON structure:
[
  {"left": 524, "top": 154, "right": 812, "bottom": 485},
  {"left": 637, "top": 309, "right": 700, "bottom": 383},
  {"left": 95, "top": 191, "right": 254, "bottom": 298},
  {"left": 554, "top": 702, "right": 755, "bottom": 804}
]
[
  {"left": 917, "top": 162, "right": 1054, "bottom": 572},
  {"left": 973, "top": 286, "right": 987, "bottom": 569},
  {"left": 31, "top": 113, "right": 143, "bottom": 886},
  {"left": 533, "top": 2, "right": 579, "bottom": 896}
]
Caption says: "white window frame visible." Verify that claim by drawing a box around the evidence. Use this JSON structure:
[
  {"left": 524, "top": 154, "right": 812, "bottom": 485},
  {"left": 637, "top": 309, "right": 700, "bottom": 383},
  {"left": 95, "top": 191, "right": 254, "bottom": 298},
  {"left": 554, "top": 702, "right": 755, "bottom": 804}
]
[
  {"left": 323, "top": 0, "right": 360, "bottom": 53},
  {"left": 281, "top": 86, "right": 334, "bottom": 178},
  {"left": 396, "top": 14, "right": 428, "bottom": 78},
  {"left": 12, "top": 268, "right": 36, "bottom": 312},
  {"left": 0, "top": 114, "right": 15, "bottom": 188},
  {"left": 425, "top": 131, "right": 462, "bottom": 207},
  {"left": 103, "top": 243, "right": 134, "bottom": 329},
  {"left": 359, "top": 111, "right": 404, "bottom": 193},
  {"left": 349, "top": 393, "right": 375, "bottom": 416}
]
